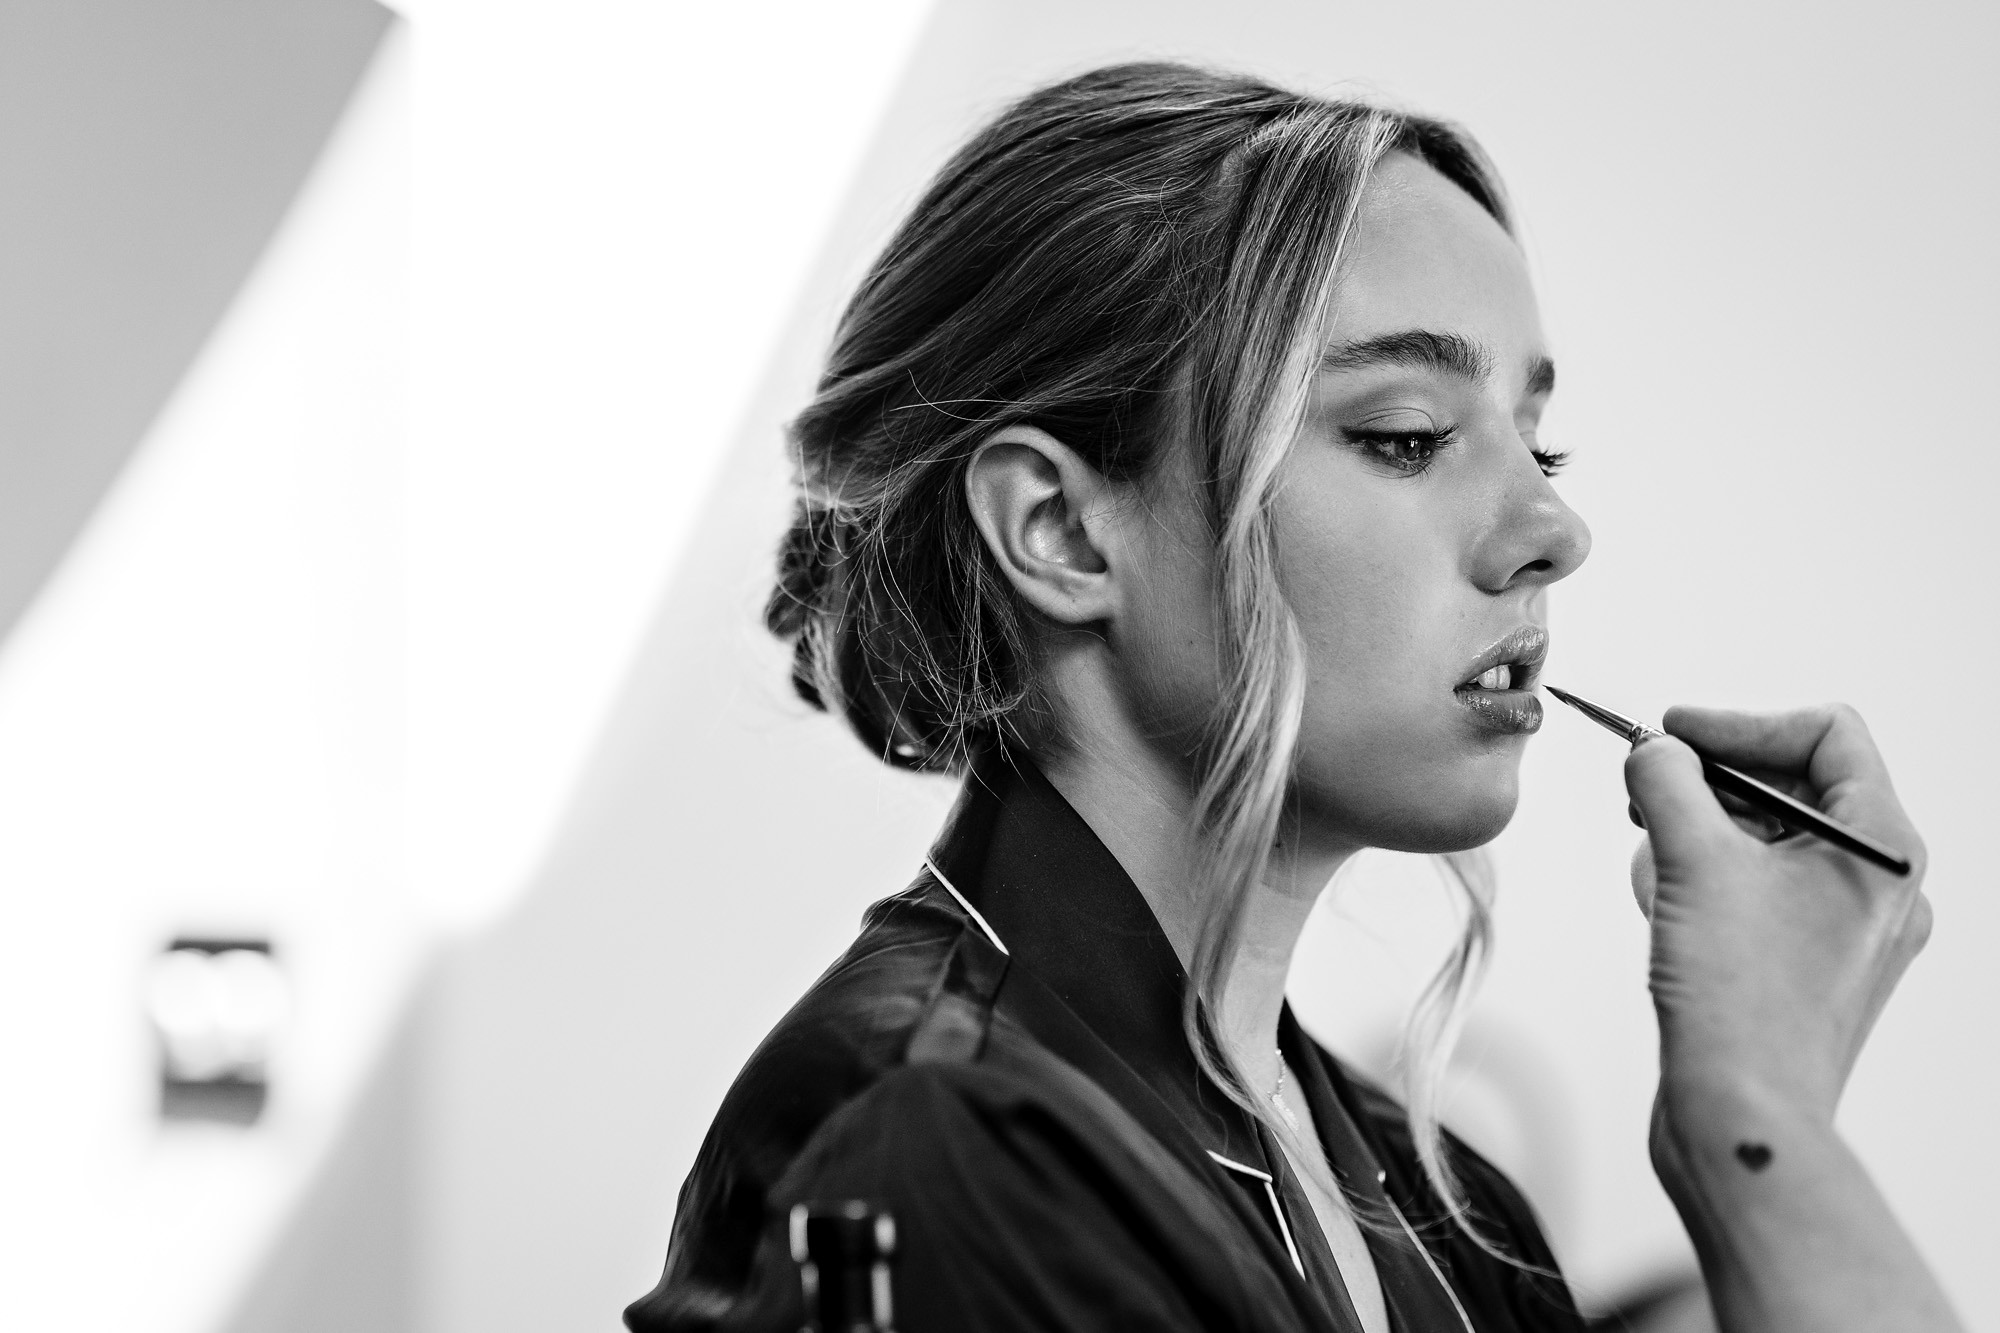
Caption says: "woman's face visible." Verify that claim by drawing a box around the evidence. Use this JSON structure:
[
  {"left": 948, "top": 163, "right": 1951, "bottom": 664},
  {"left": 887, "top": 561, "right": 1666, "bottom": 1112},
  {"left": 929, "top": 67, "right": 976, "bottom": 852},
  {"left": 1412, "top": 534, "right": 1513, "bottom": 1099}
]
[{"left": 1276, "top": 152, "right": 1590, "bottom": 855}]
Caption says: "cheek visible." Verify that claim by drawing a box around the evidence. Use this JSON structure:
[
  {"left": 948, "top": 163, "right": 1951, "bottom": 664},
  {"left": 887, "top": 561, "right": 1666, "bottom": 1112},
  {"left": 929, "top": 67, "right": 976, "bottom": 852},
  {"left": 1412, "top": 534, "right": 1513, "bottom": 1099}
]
[
  {"left": 1274, "top": 474, "right": 1519, "bottom": 849},
  {"left": 1276, "top": 480, "right": 1453, "bottom": 718}
]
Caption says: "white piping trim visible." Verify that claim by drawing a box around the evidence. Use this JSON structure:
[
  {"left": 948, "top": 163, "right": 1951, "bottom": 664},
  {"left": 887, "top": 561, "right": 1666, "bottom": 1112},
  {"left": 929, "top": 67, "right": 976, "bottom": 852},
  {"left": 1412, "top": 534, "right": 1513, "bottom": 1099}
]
[
  {"left": 1261, "top": 1180, "right": 1305, "bottom": 1278},
  {"left": 1380, "top": 1174, "right": 1475, "bottom": 1333},
  {"left": 923, "top": 856, "right": 1009, "bottom": 955},
  {"left": 1208, "top": 1151, "right": 1304, "bottom": 1277},
  {"left": 1204, "top": 1149, "right": 1272, "bottom": 1182}
]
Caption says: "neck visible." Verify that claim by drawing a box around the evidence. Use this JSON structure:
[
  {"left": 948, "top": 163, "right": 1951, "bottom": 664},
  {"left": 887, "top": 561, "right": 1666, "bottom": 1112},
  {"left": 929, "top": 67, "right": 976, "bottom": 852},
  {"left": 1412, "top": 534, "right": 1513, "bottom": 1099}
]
[{"left": 1035, "top": 657, "right": 1355, "bottom": 1095}]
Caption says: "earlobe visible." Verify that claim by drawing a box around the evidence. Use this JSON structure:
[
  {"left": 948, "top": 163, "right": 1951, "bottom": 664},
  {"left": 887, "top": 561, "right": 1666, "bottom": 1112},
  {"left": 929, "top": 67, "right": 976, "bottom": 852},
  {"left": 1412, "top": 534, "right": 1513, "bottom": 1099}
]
[{"left": 964, "top": 426, "right": 1118, "bottom": 627}]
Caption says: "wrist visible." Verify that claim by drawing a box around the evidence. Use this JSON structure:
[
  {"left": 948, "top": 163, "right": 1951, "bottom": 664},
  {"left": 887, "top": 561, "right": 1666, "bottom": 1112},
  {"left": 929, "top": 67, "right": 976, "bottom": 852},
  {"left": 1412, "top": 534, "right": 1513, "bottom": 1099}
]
[
  {"left": 1645, "top": 1086, "right": 1959, "bottom": 1333},
  {"left": 1651, "top": 1033, "right": 1843, "bottom": 1134},
  {"left": 1651, "top": 1077, "right": 1838, "bottom": 1197}
]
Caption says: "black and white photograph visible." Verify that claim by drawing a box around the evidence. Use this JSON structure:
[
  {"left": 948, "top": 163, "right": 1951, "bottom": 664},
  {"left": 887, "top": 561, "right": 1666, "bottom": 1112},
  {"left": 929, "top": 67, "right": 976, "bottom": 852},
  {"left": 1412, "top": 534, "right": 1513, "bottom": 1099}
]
[{"left": 1, "top": 3, "right": 1993, "bottom": 1331}]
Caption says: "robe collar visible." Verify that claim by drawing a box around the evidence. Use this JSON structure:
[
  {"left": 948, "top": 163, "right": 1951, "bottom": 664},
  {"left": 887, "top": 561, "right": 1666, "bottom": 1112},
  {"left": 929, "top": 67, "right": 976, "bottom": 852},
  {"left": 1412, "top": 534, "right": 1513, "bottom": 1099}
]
[{"left": 926, "top": 749, "right": 1472, "bottom": 1333}]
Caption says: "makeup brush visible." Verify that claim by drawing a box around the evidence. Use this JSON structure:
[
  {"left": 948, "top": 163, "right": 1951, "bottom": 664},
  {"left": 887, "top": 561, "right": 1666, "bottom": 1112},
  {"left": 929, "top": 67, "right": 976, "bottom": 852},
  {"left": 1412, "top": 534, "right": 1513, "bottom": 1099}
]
[{"left": 1544, "top": 685, "right": 1912, "bottom": 877}]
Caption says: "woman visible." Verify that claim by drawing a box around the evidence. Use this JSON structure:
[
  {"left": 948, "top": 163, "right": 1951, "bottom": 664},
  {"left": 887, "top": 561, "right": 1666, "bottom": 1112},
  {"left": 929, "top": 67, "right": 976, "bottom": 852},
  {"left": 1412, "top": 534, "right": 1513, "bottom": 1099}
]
[{"left": 626, "top": 64, "right": 1954, "bottom": 1332}]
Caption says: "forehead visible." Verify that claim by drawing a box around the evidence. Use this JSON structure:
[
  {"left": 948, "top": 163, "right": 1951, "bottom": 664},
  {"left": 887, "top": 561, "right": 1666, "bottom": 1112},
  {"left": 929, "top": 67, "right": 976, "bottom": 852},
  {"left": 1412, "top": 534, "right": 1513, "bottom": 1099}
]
[{"left": 1331, "top": 153, "right": 1541, "bottom": 348}]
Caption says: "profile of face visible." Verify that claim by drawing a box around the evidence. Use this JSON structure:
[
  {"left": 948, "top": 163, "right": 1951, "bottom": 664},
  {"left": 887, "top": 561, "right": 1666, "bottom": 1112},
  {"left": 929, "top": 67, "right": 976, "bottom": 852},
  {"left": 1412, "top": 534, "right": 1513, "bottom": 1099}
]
[
  {"left": 1274, "top": 152, "right": 1591, "bottom": 854},
  {"left": 971, "top": 153, "right": 1590, "bottom": 862}
]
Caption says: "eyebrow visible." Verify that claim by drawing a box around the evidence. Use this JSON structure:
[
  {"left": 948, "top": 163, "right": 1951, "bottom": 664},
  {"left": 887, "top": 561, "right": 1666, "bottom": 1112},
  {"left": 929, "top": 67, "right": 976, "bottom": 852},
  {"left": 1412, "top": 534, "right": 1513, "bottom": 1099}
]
[{"left": 1321, "top": 328, "right": 1556, "bottom": 397}]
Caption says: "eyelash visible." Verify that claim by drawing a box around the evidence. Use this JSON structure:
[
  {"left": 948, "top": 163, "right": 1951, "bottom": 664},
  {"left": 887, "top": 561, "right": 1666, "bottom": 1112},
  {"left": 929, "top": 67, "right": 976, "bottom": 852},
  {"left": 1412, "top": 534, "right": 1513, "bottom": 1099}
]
[
  {"left": 1345, "top": 426, "right": 1571, "bottom": 478},
  {"left": 1347, "top": 426, "right": 1456, "bottom": 474}
]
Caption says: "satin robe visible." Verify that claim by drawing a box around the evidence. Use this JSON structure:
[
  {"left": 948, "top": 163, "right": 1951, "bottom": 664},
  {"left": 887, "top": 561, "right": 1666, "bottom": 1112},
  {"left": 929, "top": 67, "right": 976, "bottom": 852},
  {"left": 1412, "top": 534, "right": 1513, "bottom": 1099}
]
[{"left": 627, "top": 753, "right": 1586, "bottom": 1332}]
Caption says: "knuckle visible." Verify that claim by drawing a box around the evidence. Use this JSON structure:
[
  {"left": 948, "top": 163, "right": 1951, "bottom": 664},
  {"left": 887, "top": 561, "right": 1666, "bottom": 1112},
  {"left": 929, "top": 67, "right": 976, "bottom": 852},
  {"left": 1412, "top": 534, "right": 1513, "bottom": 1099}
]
[
  {"left": 1871, "top": 821, "right": 1927, "bottom": 882},
  {"left": 1645, "top": 733, "right": 1693, "bottom": 764},
  {"left": 1623, "top": 741, "right": 1667, "bottom": 783}
]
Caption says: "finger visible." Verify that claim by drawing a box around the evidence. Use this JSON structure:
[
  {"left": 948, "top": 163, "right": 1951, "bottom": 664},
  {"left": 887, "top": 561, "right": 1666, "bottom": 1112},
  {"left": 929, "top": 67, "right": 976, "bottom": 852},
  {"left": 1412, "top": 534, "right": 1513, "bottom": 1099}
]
[
  {"left": 1629, "top": 839, "right": 1657, "bottom": 920},
  {"left": 1624, "top": 735, "right": 1737, "bottom": 871},
  {"left": 1713, "top": 787, "right": 1789, "bottom": 841},
  {"left": 1662, "top": 702, "right": 1893, "bottom": 795}
]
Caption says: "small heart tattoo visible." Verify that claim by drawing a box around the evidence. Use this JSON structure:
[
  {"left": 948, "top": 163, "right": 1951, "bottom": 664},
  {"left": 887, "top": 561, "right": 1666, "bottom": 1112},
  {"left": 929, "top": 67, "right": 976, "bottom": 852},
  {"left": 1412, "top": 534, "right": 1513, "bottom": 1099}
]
[{"left": 1735, "top": 1142, "right": 1774, "bottom": 1172}]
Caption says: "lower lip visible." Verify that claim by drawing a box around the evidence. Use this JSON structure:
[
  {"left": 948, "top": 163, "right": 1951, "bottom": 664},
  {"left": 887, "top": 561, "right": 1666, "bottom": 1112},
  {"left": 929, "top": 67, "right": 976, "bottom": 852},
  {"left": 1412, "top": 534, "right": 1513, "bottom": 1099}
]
[{"left": 1455, "top": 687, "right": 1543, "bottom": 735}]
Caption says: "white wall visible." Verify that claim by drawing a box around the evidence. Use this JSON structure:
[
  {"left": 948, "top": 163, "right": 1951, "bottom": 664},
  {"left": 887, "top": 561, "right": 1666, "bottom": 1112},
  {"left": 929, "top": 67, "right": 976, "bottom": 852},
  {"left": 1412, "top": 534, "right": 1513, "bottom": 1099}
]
[
  {"left": 0, "top": 22, "right": 408, "bottom": 1333},
  {"left": 213, "top": 3, "right": 938, "bottom": 1328},
  {"left": 0, "top": 4, "right": 940, "bottom": 1329},
  {"left": 402, "top": 0, "right": 935, "bottom": 930}
]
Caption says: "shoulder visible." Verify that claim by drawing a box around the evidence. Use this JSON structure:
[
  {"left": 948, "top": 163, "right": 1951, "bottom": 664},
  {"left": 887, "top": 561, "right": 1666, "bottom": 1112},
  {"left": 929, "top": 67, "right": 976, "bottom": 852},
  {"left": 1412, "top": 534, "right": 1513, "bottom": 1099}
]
[
  {"left": 715, "top": 886, "right": 962, "bottom": 1159},
  {"left": 628, "top": 884, "right": 963, "bottom": 1328},
  {"left": 632, "top": 894, "right": 1314, "bottom": 1333},
  {"left": 637, "top": 1052, "right": 1309, "bottom": 1333}
]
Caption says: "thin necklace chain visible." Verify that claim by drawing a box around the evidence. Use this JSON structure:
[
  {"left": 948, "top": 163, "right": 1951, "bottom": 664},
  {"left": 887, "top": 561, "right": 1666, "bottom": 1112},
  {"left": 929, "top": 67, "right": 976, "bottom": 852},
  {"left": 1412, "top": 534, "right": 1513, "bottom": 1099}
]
[{"left": 1269, "top": 1048, "right": 1301, "bottom": 1133}]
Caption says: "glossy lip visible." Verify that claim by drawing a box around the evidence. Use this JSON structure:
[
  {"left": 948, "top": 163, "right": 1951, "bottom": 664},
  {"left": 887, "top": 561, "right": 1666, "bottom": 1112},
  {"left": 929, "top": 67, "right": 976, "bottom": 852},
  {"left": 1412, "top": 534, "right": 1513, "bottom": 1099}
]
[{"left": 1452, "top": 624, "right": 1549, "bottom": 736}]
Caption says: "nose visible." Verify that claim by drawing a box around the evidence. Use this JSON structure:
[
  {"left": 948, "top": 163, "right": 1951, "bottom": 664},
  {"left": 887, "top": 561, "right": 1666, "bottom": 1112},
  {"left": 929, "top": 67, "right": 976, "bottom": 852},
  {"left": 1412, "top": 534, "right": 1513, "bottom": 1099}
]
[{"left": 1472, "top": 452, "right": 1591, "bottom": 594}]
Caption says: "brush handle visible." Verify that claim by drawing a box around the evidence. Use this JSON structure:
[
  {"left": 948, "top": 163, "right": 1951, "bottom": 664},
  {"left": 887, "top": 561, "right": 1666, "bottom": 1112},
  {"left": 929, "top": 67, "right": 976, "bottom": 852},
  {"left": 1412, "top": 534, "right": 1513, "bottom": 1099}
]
[{"left": 1698, "top": 756, "right": 1913, "bottom": 877}]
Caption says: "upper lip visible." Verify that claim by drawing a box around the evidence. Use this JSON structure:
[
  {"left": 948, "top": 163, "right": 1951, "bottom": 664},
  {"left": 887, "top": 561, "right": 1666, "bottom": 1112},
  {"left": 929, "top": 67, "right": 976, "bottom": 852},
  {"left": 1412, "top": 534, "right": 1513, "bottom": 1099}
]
[{"left": 1456, "top": 625, "right": 1549, "bottom": 691}]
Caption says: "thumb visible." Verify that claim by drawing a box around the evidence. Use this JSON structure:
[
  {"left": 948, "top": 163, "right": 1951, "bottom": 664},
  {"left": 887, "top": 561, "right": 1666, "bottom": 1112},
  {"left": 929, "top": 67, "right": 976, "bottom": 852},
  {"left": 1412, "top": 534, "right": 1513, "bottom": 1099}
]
[{"left": 1624, "top": 735, "right": 1735, "bottom": 873}]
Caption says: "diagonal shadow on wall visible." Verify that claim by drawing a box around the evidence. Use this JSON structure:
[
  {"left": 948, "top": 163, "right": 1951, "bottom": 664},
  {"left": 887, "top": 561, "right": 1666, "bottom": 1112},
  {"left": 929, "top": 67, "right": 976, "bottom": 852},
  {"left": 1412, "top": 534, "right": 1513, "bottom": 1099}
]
[{"left": 0, "top": 0, "right": 391, "bottom": 648}]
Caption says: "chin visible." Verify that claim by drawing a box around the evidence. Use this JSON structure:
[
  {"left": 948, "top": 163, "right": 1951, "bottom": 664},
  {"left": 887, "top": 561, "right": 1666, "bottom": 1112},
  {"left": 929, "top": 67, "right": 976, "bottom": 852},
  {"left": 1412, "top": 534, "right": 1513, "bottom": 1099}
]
[
  {"left": 1391, "top": 796, "right": 1517, "bottom": 854},
  {"left": 1297, "top": 761, "right": 1521, "bottom": 854}
]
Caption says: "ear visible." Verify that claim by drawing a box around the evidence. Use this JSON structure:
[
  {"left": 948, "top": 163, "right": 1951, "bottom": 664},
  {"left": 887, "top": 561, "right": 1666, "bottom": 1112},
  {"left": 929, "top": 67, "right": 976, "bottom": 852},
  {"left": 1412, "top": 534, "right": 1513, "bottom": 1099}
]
[{"left": 964, "top": 426, "right": 1120, "bottom": 627}]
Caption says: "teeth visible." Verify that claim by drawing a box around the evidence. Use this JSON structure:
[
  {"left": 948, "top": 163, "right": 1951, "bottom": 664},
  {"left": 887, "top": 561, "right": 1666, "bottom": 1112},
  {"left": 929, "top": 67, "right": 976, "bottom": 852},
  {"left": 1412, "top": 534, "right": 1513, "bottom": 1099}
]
[{"left": 1476, "top": 665, "right": 1512, "bottom": 691}]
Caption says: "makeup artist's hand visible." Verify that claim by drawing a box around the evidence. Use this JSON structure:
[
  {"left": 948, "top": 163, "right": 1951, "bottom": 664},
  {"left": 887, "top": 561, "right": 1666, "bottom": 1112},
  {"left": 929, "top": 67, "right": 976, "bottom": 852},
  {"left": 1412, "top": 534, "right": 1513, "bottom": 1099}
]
[
  {"left": 1624, "top": 702, "right": 1928, "bottom": 1123},
  {"left": 1622, "top": 703, "right": 1957, "bottom": 1333}
]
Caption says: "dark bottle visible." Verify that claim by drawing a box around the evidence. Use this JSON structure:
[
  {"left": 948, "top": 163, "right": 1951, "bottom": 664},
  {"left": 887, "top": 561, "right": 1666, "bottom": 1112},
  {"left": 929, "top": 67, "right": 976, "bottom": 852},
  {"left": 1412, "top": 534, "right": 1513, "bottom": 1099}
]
[{"left": 789, "top": 1200, "right": 898, "bottom": 1333}]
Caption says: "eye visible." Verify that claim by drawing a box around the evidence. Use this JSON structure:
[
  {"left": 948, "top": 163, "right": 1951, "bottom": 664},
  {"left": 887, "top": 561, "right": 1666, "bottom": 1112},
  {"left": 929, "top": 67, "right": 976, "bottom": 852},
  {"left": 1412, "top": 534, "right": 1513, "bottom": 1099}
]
[{"left": 1346, "top": 425, "right": 1457, "bottom": 475}]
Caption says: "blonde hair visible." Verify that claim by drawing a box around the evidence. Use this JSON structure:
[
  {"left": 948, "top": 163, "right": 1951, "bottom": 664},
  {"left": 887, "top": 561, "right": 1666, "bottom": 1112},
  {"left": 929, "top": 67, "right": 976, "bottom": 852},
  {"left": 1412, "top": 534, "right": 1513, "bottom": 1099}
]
[
  {"left": 1177, "top": 109, "right": 1517, "bottom": 1249},
  {"left": 770, "top": 62, "right": 1518, "bottom": 1248}
]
